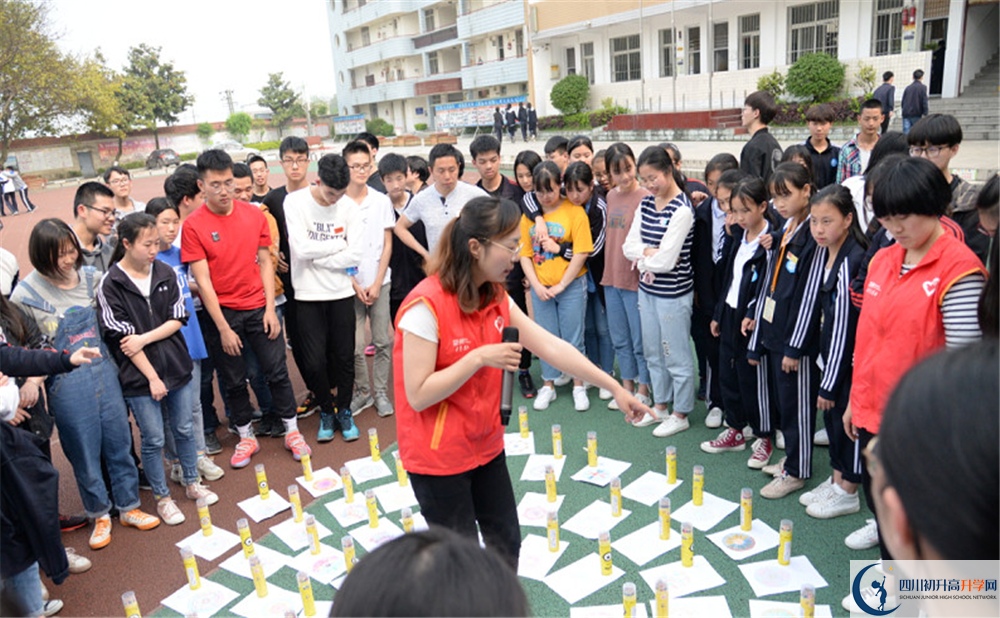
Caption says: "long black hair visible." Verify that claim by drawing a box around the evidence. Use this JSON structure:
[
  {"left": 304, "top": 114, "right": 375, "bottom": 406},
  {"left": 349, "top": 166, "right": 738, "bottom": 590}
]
[
  {"left": 636, "top": 146, "right": 688, "bottom": 202},
  {"left": 110, "top": 213, "right": 158, "bottom": 264},
  {"left": 810, "top": 184, "right": 869, "bottom": 249}
]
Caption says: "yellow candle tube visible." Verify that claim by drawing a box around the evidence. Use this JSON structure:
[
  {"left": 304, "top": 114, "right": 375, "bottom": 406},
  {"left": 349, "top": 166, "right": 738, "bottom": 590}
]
[
  {"left": 610, "top": 477, "right": 622, "bottom": 517},
  {"left": 778, "top": 519, "right": 793, "bottom": 565},
  {"left": 401, "top": 507, "right": 414, "bottom": 533},
  {"left": 587, "top": 431, "right": 598, "bottom": 468},
  {"left": 692, "top": 465, "right": 704, "bottom": 506},
  {"left": 801, "top": 584, "right": 815, "bottom": 618},
  {"left": 341, "top": 466, "right": 354, "bottom": 503},
  {"left": 122, "top": 591, "right": 141, "bottom": 618},
  {"left": 301, "top": 453, "right": 313, "bottom": 481},
  {"left": 369, "top": 427, "right": 381, "bottom": 462},
  {"left": 622, "top": 582, "right": 637, "bottom": 618},
  {"left": 180, "top": 546, "right": 200, "bottom": 590},
  {"left": 249, "top": 554, "right": 268, "bottom": 598},
  {"left": 681, "top": 522, "right": 694, "bottom": 567},
  {"left": 659, "top": 497, "right": 671, "bottom": 540},
  {"left": 655, "top": 579, "right": 669, "bottom": 618},
  {"left": 396, "top": 455, "right": 408, "bottom": 487},
  {"left": 366, "top": 489, "right": 379, "bottom": 528},
  {"left": 237, "top": 518, "right": 255, "bottom": 558},
  {"left": 598, "top": 530, "right": 613, "bottom": 576},
  {"left": 196, "top": 498, "right": 212, "bottom": 537},
  {"left": 547, "top": 510, "right": 559, "bottom": 552},
  {"left": 552, "top": 424, "right": 563, "bottom": 459},
  {"left": 305, "top": 515, "right": 321, "bottom": 555},
  {"left": 740, "top": 488, "right": 752, "bottom": 532},
  {"left": 298, "top": 571, "right": 317, "bottom": 617},
  {"left": 289, "top": 485, "right": 304, "bottom": 523},
  {"left": 254, "top": 464, "right": 270, "bottom": 500},
  {"left": 518, "top": 405, "right": 529, "bottom": 438},
  {"left": 666, "top": 446, "right": 677, "bottom": 485},
  {"left": 544, "top": 465, "right": 557, "bottom": 503},
  {"left": 342, "top": 536, "right": 357, "bottom": 573}
]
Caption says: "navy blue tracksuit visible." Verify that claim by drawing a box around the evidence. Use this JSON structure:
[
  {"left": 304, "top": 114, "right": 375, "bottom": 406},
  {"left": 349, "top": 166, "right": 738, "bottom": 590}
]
[{"left": 692, "top": 199, "right": 729, "bottom": 411}]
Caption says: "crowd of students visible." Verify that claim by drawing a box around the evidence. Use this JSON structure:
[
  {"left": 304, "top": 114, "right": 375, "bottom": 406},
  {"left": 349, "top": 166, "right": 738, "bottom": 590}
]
[{"left": 0, "top": 88, "right": 997, "bottom": 615}]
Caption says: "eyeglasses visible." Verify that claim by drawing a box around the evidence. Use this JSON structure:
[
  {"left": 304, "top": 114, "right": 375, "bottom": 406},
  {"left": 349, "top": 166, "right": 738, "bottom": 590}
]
[
  {"left": 348, "top": 163, "right": 372, "bottom": 172},
  {"left": 909, "top": 145, "right": 944, "bottom": 158},
  {"left": 488, "top": 240, "right": 523, "bottom": 257},
  {"left": 281, "top": 157, "right": 309, "bottom": 167},
  {"left": 107, "top": 178, "right": 130, "bottom": 186},
  {"left": 206, "top": 180, "right": 235, "bottom": 194},
  {"left": 84, "top": 204, "right": 116, "bottom": 218}
]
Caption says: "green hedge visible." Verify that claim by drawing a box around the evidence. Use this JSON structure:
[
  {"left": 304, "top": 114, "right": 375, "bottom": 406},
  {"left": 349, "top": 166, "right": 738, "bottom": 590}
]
[
  {"left": 180, "top": 152, "right": 198, "bottom": 161},
  {"left": 246, "top": 140, "right": 281, "bottom": 151}
]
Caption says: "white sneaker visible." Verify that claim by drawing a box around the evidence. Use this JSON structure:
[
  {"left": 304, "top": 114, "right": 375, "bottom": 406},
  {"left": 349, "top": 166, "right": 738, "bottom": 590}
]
[
  {"left": 705, "top": 407, "right": 723, "bottom": 428},
  {"left": 806, "top": 486, "right": 860, "bottom": 519},
  {"left": 813, "top": 427, "right": 830, "bottom": 446},
  {"left": 553, "top": 373, "right": 572, "bottom": 387},
  {"left": 169, "top": 463, "right": 183, "bottom": 484},
  {"left": 598, "top": 387, "right": 614, "bottom": 400},
  {"left": 652, "top": 414, "right": 690, "bottom": 437},
  {"left": 65, "top": 547, "right": 92, "bottom": 574},
  {"left": 533, "top": 385, "right": 557, "bottom": 411},
  {"left": 775, "top": 430, "right": 786, "bottom": 450},
  {"left": 197, "top": 456, "right": 225, "bottom": 482},
  {"left": 845, "top": 518, "right": 880, "bottom": 550},
  {"left": 572, "top": 386, "right": 590, "bottom": 411},
  {"left": 157, "top": 498, "right": 185, "bottom": 526},
  {"left": 799, "top": 476, "right": 835, "bottom": 506},
  {"left": 186, "top": 482, "right": 219, "bottom": 506},
  {"left": 633, "top": 410, "right": 663, "bottom": 428}
]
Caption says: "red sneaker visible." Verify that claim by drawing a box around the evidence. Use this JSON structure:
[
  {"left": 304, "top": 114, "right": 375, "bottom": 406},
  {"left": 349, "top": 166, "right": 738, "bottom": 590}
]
[
  {"left": 700, "top": 427, "right": 746, "bottom": 453},
  {"left": 284, "top": 430, "right": 312, "bottom": 461},
  {"left": 747, "top": 437, "right": 773, "bottom": 469},
  {"left": 230, "top": 437, "right": 260, "bottom": 469}
]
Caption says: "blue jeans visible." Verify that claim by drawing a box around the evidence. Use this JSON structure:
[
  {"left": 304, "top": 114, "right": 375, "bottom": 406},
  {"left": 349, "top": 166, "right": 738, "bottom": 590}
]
[
  {"left": 604, "top": 286, "right": 651, "bottom": 385},
  {"left": 48, "top": 359, "right": 140, "bottom": 519},
  {"left": 584, "top": 289, "right": 616, "bottom": 375},
  {"left": 639, "top": 290, "right": 696, "bottom": 413},
  {"left": 2, "top": 562, "right": 42, "bottom": 616},
  {"left": 127, "top": 379, "right": 199, "bottom": 497},
  {"left": 164, "top": 360, "right": 206, "bottom": 462},
  {"left": 902, "top": 116, "right": 920, "bottom": 133},
  {"left": 531, "top": 277, "right": 587, "bottom": 382}
]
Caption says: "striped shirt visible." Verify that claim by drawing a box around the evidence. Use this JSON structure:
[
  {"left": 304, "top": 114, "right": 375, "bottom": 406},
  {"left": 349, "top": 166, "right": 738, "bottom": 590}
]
[
  {"left": 899, "top": 263, "right": 984, "bottom": 348},
  {"left": 629, "top": 193, "right": 695, "bottom": 298}
]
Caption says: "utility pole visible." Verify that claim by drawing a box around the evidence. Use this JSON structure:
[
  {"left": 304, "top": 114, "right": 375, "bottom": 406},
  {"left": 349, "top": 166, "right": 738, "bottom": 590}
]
[{"left": 220, "top": 90, "right": 235, "bottom": 116}]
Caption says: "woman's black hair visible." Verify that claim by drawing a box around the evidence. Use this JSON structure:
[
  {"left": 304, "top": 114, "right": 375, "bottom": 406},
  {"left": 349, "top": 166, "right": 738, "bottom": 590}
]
[
  {"left": 110, "top": 213, "right": 158, "bottom": 264},
  {"left": 332, "top": 526, "right": 530, "bottom": 617},
  {"left": 864, "top": 131, "right": 909, "bottom": 175},
  {"left": 976, "top": 173, "right": 999, "bottom": 218},
  {"left": 593, "top": 149, "right": 607, "bottom": 163},
  {"left": 513, "top": 150, "right": 542, "bottom": 176},
  {"left": 810, "top": 184, "right": 869, "bottom": 249},
  {"left": 716, "top": 169, "right": 744, "bottom": 195},
  {"left": 563, "top": 160, "right": 594, "bottom": 191},
  {"left": 769, "top": 161, "right": 815, "bottom": 199},
  {"left": 604, "top": 142, "right": 637, "bottom": 177},
  {"left": 567, "top": 135, "right": 594, "bottom": 158},
  {"left": 877, "top": 340, "right": 999, "bottom": 560},
  {"left": 28, "top": 218, "right": 83, "bottom": 280},
  {"left": 406, "top": 155, "right": 430, "bottom": 184},
  {"left": 979, "top": 231, "right": 998, "bottom": 339},
  {"left": 637, "top": 146, "right": 688, "bottom": 200},
  {"left": 144, "top": 197, "right": 179, "bottom": 221},
  {"left": 731, "top": 175, "right": 776, "bottom": 226},
  {"left": 781, "top": 144, "right": 815, "bottom": 183},
  {"left": 705, "top": 153, "right": 739, "bottom": 178},
  {"left": 871, "top": 156, "right": 950, "bottom": 219},
  {"left": 532, "top": 160, "right": 562, "bottom": 195}
]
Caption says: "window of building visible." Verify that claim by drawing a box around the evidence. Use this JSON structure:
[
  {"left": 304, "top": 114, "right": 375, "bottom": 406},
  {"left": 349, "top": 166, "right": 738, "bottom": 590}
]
[
  {"left": 497, "top": 34, "right": 505, "bottom": 60},
  {"left": 687, "top": 26, "right": 701, "bottom": 75},
  {"left": 428, "top": 51, "right": 439, "bottom": 75},
  {"left": 424, "top": 8, "right": 435, "bottom": 32},
  {"left": 873, "top": 0, "right": 904, "bottom": 56},
  {"left": 581, "top": 42, "right": 595, "bottom": 84},
  {"left": 658, "top": 29, "right": 674, "bottom": 77},
  {"left": 369, "top": 104, "right": 378, "bottom": 118},
  {"left": 611, "top": 34, "right": 641, "bottom": 82},
  {"left": 787, "top": 0, "right": 839, "bottom": 64},
  {"left": 516, "top": 30, "right": 524, "bottom": 57},
  {"left": 361, "top": 26, "right": 370, "bottom": 46},
  {"left": 739, "top": 13, "right": 761, "bottom": 69},
  {"left": 713, "top": 21, "right": 729, "bottom": 72},
  {"left": 566, "top": 47, "right": 577, "bottom": 75}
]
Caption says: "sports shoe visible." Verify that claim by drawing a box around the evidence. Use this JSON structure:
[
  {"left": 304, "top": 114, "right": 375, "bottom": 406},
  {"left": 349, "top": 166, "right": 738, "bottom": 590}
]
[
  {"left": 365, "top": 344, "right": 376, "bottom": 356},
  {"left": 747, "top": 437, "right": 774, "bottom": 469},
  {"left": 653, "top": 414, "right": 690, "bottom": 437},
  {"left": 285, "top": 430, "right": 312, "bottom": 460},
  {"left": 337, "top": 410, "right": 360, "bottom": 441},
  {"left": 297, "top": 394, "right": 318, "bottom": 418},
  {"left": 317, "top": 412, "right": 336, "bottom": 442},
  {"left": 762, "top": 455, "right": 787, "bottom": 477},
  {"left": 518, "top": 371, "right": 537, "bottom": 399},
  {"left": 700, "top": 427, "right": 746, "bottom": 453},
  {"left": 598, "top": 386, "right": 613, "bottom": 401},
  {"left": 89, "top": 515, "right": 112, "bottom": 550},
  {"left": 170, "top": 463, "right": 184, "bottom": 484},
  {"left": 633, "top": 410, "right": 663, "bottom": 428},
  {"left": 203, "top": 432, "right": 223, "bottom": 455},
  {"left": 230, "top": 437, "right": 260, "bottom": 468},
  {"left": 760, "top": 471, "right": 806, "bottom": 499},
  {"left": 553, "top": 373, "right": 572, "bottom": 387},
  {"left": 42, "top": 600, "right": 63, "bottom": 616},
  {"left": 157, "top": 498, "right": 185, "bottom": 526},
  {"left": 533, "top": 385, "right": 557, "bottom": 411},
  {"left": 813, "top": 427, "right": 829, "bottom": 446},
  {"left": 705, "top": 407, "right": 724, "bottom": 428},
  {"left": 374, "top": 392, "right": 394, "bottom": 417},
  {"left": 798, "top": 476, "right": 835, "bottom": 506},
  {"left": 260, "top": 415, "right": 286, "bottom": 438},
  {"left": 572, "top": 386, "right": 590, "bottom": 411},
  {"left": 119, "top": 508, "right": 160, "bottom": 530},
  {"left": 775, "top": 430, "right": 786, "bottom": 450},
  {"left": 806, "top": 486, "right": 860, "bottom": 519},
  {"left": 845, "top": 519, "right": 880, "bottom": 550},
  {"left": 351, "top": 391, "right": 374, "bottom": 416},
  {"left": 65, "top": 547, "right": 92, "bottom": 574},
  {"left": 186, "top": 482, "right": 219, "bottom": 505},
  {"left": 59, "top": 514, "right": 88, "bottom": 532},
  {"left": 609, "top": 391, "right": 651, "bottom": 411},
  {"left": 198, "top": 456, "right": 225, "bottom": 482}
]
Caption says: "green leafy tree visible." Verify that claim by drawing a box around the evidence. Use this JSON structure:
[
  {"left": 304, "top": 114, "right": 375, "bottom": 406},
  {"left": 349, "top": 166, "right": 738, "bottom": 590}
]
[
  {"left": 311, "top": 99, "right": 329, "bottom": 117},
  {"left": 225, "top": 112, "right": 253, "bottom": 143},
  {"left": 196, "top": 122, "right": 214, "bottom": 141},
  {"left": 258, "top": 73, "right": 299, "bottom": 136},
  {"left": 550, "top": 74, "right": 590, "bottom": 115},
  {"left": 853, "top": 61, "right": 877, "bottom": 98},
  {"left": 123, "top": 43, "right": 193, "bottom": 148},
  {"left": 757, "top": 71, "right": 786, "bottom": 101},
  {"left": 785, "top": 53, "right": 845, "bottom": 102},
  {"left": 365, "top": 118, "right": 394, "bottom": 137}
]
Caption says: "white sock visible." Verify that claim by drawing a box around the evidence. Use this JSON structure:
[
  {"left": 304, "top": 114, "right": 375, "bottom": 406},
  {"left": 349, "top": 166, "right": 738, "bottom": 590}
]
[
  {"left": 282, "top": 417, "right": 298, "bottom": 434},
  {"left": 237, "top": 423, "right": 254, "bottom": 439},
  {"left": 830, "top": 483, "right": 848, "bottom": 496}
]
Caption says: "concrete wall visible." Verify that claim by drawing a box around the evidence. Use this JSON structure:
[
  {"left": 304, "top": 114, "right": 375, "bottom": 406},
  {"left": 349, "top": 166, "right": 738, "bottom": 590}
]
[{"left": 959, "top": 2, "right": 999, "bottom": 92}]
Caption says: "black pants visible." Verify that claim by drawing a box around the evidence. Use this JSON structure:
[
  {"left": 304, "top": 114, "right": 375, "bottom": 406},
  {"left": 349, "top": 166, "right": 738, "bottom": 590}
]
[
  {"left": 858, "top": 428, "right": 892, "bottom": 560},
  {"left": 880, "top": 115, "right": 891, "bottom": 134},
  {"left": 1, "top": 192, "right": 18, "bottom": 215},
  {"left": 17, "top": 188, "right": 35, "bottom": 211},
  {"left": 718, "top": 305, "right": 772, "bottom": 436},
  {"left": 296, "top": 297, "right": 355, "bottom": 413},
  {"left": 409, "top": 451, "right": 521, "bottom": 570},
  {"left": 692, "top": 309, "right": 722, "bottom": 409},
  {"left": 505, "top": 262, "right": 532, "bottom": 370},
  {"left": 494, "top": 126, "right": 503, "bottom": 143},
  {"left": 201, "top": 306, "right": 295, "bottom": 427},
  {"left": 823, "top": 376, "right": 862, "bottom": 483},
  {"left": 766, "top": 348, "right": 819, "bottom": 479},
  {"left": 508, "top": 126, "right": 516, "bottom": 141}
]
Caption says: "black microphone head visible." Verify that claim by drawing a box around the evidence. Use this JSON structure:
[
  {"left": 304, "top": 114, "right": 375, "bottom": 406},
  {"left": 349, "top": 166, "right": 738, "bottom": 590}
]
[{"left": 502, "top": 326, "right": 519, "bottom": 343}]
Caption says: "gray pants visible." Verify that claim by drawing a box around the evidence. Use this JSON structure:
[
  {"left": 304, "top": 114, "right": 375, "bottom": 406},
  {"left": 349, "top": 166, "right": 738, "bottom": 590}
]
[{"left": 354, "top": 283, "right": 392, "bottom": 396}]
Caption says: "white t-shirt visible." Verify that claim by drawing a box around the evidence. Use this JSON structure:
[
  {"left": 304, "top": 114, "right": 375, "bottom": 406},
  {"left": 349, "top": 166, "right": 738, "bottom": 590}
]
[
  {"left": 725, "top": 226, "right": 766, "bottom": 309},
  {"left": 402, "top": 181, "right": 488, "bottom": 253},
  {"left": 344, "top": 188, "right": 395, "bottom": 289},
  {"left": 398, "top": 295, "right": 516, "bottom": 343},
  {"left": 124, "top": 269, "right": 152, "bottom": 299}
]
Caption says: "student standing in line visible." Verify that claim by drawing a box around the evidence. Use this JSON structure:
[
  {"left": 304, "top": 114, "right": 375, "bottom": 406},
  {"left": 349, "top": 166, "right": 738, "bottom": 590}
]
[
  {"left": 71, "top": 182, "right": 116, "bottom": 273},
  {"left": 740, "top": 91, "right": 783, "bottom": 185},
  {"left": 802, "top": 104, "right": 841, "bottom": 190},
  {"left": 837, "top": 99, "right": 884, "bottom": 183},
  {"left": 381, "top": 154, "right": 427, "bottom": 325}
]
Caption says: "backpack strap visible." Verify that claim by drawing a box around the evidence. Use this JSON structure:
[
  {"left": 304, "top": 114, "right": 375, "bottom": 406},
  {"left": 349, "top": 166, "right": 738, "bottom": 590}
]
[
  {"left": 14, "top": 280, "right": 55, "bottom": 314},
  {"left": 82, "top": 266, "right": 97, "bottom": 301}
]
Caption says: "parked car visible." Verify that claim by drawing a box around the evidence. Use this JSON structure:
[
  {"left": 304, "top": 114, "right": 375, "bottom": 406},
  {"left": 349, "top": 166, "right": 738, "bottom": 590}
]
[
  {"left": 211, "top": 140, "right": 261, "bottom": 163},
  {"left": 145, "top": 148, "right": 181, "bottom": 169}
]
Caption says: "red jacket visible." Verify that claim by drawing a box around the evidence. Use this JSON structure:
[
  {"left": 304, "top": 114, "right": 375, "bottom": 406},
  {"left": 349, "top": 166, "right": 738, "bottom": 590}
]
[
  {"left": 393, "top": 275, "right": 510, "bottom": 476},
  {"left": 851, "top": 232, "right": 984, "bottom": 433}
]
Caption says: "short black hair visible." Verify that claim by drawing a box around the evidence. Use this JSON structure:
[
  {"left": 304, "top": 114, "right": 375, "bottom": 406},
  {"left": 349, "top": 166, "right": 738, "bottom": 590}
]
[
  {"left": 513, "top": 150, "right": 542, "bottom": 176},
  {"left": 705, "top": 153, "right": 739, "bottom": 177},
  {"left": 744, "top": 91, "right": 778, "bottom": 125},
  {"left": 567, "top": 135, "right": 594, "bottom": 157},
  {"left": 658, "top": 142, "right": 682, "bottom": 164},
  {"left": 406, "top": 155, "right": 429, "bottom": 183},
  {"left": 196, "top": 149, "right": 233, "bottom": 178},
  {"left": 29, "top": 218, "right": 83, "bottom": 279},
  {"left": 428, "top": 144, "right": 464, "bottom": 175},
  {"left": 913, "top": 69, "right": 925, "bottom": 80},
  {"left": 604, "top": 142, "right": 637, "bottom": 176},
  {"left": 976, "top": 173, "right": 999, "bottom": 214},
  {"left": 883, "top": 71, "right": 894, "bottom": 82},
  {"left": 73, "top": 181, "right": 114, "bottom": 219},
  {"left": 355, "top": 132, "right": 380, "bottom": 154},
  {"left": 232, "top": 162, "right": 252, "bottom": 179},
  {"left": 317, "top": 153, "right": 350, "bottom": 190},
  {"left": 532, "top": 160, "right": 562, "bottom": 194},
  {"left": 860, "top": 98, "right": 884, "bottom": 113},
  {"left": 144, "top": 196, "right": 179, "bottom": 221},
  {"left": 102, "top": 165, "right": 130, "bottom": 183},
  {"left": 470, "top": 134, "right": 501, "bottom": 160},
  {"left": 378, "top": 153, "right": 408, "bottom": 178},
  {"left": 342, "top": 140, "right": 372, "bottom": 160},
  {"left": 864, "top": 131, "right": 910, "bottom": 175},
  {"left": 246, "top": 154, "right": 267, "bottom": 167},
  {"left": 871, "top": 156, "right": 951, "bottom": 219},
  {"left": 781, "top": 144, "right": 815, "bottom": 182},
  {"left": 278, "top": 136, "right": 309, "bottom": 158},
  {"left": 716, "top": 169, "right": 745, "bottom": 195},
  {"left": 563, "top": 160, "right": 594, "bottom": 190},
  {"left": 907, "top": 113, "right": 963, "bottom": 147},
  {"left": 805, "top": 103, "right": 836, "bottom": 124},
  {"left": 544, "top": 135, "right": 568, "bottom": 156},
  {"left": 164, "top": 164, "right": 200, "bottom": 205}
]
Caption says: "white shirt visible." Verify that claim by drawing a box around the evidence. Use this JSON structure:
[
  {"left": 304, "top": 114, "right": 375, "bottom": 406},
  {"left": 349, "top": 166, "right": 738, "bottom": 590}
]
[
  {"left": 284, "top": 185, "right": 363, "bottom": 301},
  {"left": 402, "top": 181, "right": 488, "bottom": 253},
  {"left": 344, "top": 188, "right": 395, "bottom": 289},
  {"left": 398, "top": 295, "right": 516, "bottom": 343},
  {"left": 725, "top": 223, "right": 767, "bottom": 309}
]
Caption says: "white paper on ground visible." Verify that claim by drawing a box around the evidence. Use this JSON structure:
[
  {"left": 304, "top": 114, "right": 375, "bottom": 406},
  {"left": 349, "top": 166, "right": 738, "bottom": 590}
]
[
  {"left": 520, "top": 454, "right": 568, "bottom": 482},
  {"left": 516, "top": 491, "right": 566, "bottom": 528},
  {"left": 160, "top": 579, "right": 239, "bottom": 617},
  {"left": 174, "top": 526, "right": 241, "bottom": 562},
  {"left": 325, "top": 496, "right": 381, "bottom": 528},
  {"left": 706, "top": 520, "right": 780, "bottom": 561},
  {"left": 562, "top": 499, "right": 632, "bottom": 539},
  {"left": 349, "top": 519, "right": 406, "bottom": 553},
  {"left": 570, "top": 457, "right": 632, "bottom": 487},
  {"left": 343, "top": 456, "right": 392, "bottom": 484},
  {"left": 647, "top": 595, "right": 733, "bottom": 618},
  {"left": 296, "top": 466, "right": 342, "bottom": 498},
  {"left": 517, "top": 534, "right": 569, "bottom": 581},
  {"left": 371, "top": 481, "right": 419, "bottom": 514},
  {"left": 218, "top": 544, "right": 290, "bottom": 579},
  {"left": 571, "top": 602, "right": 649, "bottom": 618},
  {"left": 670, "top": 492, "right": 739, "bottom": 532},
  {"left": 288, "top": 544, "right": 347, "bottom": 585},
  {"left": 269, "top": 516, "right": 333, "bottom": 552},
  {"left": 504, "top": 431, "right": 536, "bottom": 456},
  {"left": 748, "top": 599, "right": 833, "bottom": 618},
  {"left": 543, "top": 554, "right": 626, "bottom": 605},
  {"left": 621, "top": 470, "right": 686, "bottom": 506},
  {"left": 237, "top": 492, "right": 292, "bottom": 523},
  {"left": 228, "top": 584, "right": 301, "bottom": 618},
  {"left": 612, "top": 521, "right": 682, "bottom": 567},
  {"left": 638, "top": 555, "right": 727, "bottom": 598},
  {"left": 738, "top": 556, "right": 829, "bottom": 598}
]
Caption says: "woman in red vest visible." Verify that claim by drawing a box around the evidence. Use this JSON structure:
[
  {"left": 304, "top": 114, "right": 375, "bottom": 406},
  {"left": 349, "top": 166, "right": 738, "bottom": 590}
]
[
  {"left": 845, "top": 156, "right": 986, "bottom": 561},
  {"left": 393, "top": 196, "right": 651, "bottom": 569}
]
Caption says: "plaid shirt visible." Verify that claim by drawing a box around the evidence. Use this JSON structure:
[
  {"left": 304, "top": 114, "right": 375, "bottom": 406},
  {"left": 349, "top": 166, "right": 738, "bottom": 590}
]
[{"left": 836, "top": 134, "right": 865, "bottom": 183}]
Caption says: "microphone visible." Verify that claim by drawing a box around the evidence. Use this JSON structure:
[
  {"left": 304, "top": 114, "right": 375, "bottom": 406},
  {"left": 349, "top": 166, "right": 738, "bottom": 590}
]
[{"left": 499, "top": 327, "right": 519, "bottom": 426}]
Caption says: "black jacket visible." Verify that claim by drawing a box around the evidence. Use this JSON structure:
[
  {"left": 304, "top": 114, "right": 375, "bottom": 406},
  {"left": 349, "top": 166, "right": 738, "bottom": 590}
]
[
  {"left": 713, "top": 223, "right": 771, "bottom": 325},
  {"left": 693, "top": 198, "right": 730, "bottom": 317},
  {"left": 390, "top": 193, "right": 428, "bottom": 303},
  {"left": 740, "top": 128, "right": 783, "bottom": 185},
  {"left": 872, "top": 82, "right": 895, "bottom": 116},
  {"left": 96, "top": 260, "right": 193, "bottom": 397},
  {"left": 815, "top": 237, "right": 865, "bottom": 400},
  {"left": 803, "top": 138, "right": 841, "bottom": 189},
  {"left": 505, "top": 109, "right": 517, "bottom": 128},
  {"left": 518, "top": 105, "right": 528, "bottom": 125},
  {"left": 0, "top": 305, "right": 63, "bottom": 439},
  {"left": 901, "top": 80, "right": 928, "bottom": 117}
]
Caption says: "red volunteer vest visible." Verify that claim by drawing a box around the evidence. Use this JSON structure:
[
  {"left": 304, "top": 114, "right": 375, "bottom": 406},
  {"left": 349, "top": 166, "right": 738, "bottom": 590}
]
[
  {"left": 851, "top": 232, "right": 984, "bottom": 433},
  {"left": 393, "top": 275, "right": 511, "bottom": 476}
]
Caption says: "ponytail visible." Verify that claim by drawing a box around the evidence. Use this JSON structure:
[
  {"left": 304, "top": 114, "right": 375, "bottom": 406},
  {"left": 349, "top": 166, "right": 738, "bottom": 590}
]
[{"left": 111, "top": 212, "right": 158, "bottom": 264}]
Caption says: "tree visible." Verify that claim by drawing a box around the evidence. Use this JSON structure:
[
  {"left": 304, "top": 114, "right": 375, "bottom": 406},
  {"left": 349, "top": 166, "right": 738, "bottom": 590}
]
[
  {"left": 225, "top": 112, "right": 253, "bottom": 143},
  {"left": 853, "top": 61, "right": 877, "bottom": 99},
  {"left": 757, "top": 71, "right": 786, "bottom": 101},
  {"left": 785, "top": 53, "right": 845, "bottom": 103},
  {"left": 0, "top": 0, "right": 81, "bottom": 163},
  {"left": 75, "top": 52, "right": 131, "bottom": 161},
  {"left": 196, "top": 122, "right": 214, "bottom": 141},
  {"left": 550, "top": 74, "right": 590, "bottom": 115},
  {"left": 311, "top": 99, "right": 329, "bottom": 117},
  {"left": 258, "top": 73, "right": 299, "bottom": 136},
  {"left": 123, "top": 43, "right": 193, "bottom": 148}
]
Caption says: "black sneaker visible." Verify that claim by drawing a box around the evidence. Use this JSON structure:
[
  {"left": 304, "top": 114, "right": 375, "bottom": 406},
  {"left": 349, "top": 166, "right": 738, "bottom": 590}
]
[
  {"left": 260, "top": 416, "right": 286, "bottom": 438},
  {"left": 137, "top": 467, "right": 152, "bottom": 491},
  {"left": 518, "top": 371, "right": 537, "bottom": 399},
  {"left": 250, "top": 408, "right": 263, "bottom": 423},
  {"left": 59, "top": 514, "right": 88, "bottom": 532},
  {"left": 203, "top": 432, "right": 223, "bottom": 455}
]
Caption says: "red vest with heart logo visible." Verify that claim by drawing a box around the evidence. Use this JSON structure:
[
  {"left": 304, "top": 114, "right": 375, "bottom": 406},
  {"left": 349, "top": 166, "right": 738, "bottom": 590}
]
[{"left": 851, "top": 231, "right": 985, "bottom": 433}]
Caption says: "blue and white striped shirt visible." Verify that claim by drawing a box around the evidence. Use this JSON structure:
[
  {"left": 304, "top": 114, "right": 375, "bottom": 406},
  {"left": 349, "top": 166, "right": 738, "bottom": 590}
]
[{"left": 636, "top": 193, "right": 695, "bottom": 298}]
